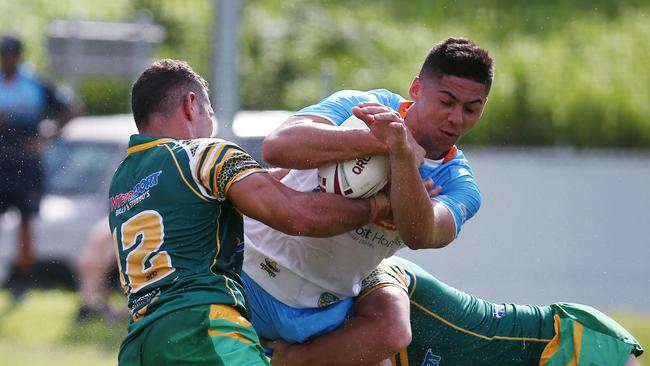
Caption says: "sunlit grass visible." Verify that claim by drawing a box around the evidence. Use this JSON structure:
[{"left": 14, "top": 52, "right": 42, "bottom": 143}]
[{"left": 0, "top": 290, "right": 126, "bottom": 366}]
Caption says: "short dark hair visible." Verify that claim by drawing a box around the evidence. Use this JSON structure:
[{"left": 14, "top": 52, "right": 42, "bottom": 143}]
[
  {"left": 131, "top": 59, "right": 209, "bottom": 129},
  {"left": 0, "top": 35, "right": 23, "bottom": 55},
  {"left": 419, "top": 37, "right": 494, "bottom": 94}
]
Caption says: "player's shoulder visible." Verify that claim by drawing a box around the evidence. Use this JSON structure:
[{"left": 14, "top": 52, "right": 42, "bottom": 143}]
[
  {"left": 173, "top": 137, "right": 247, "bottom": 157},
  {"left": 321, "top": 89, "right": 404, "bottom": 105}
]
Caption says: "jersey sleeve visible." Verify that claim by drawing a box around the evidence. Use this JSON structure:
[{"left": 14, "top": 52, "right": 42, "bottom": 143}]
[
  {"left": 189, "top": 139, "right": 263, "bottom": 201},
  {"left": 295, "top": 89, "right": 405, "bottom": 126},
  {"left": 432, "top": 166, "right": 481, "bottom": 236}
]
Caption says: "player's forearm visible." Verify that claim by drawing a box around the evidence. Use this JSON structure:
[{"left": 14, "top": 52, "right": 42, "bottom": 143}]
[
  {"left": 277, "top": 320, "right": 395, "bottom": 366},
  {"left": 263, "top": 121, "right": 387, "bottom": 169},
  {"left": 388, "top": 150, "right": 441, "bottom": 249},
  {"left": 287, "top": 193, "right": 387, "bottom": 237}
]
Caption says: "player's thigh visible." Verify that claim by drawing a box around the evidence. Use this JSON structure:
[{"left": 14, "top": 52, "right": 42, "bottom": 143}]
[{"left": 140, "top": 304, "right": 269, "bottom": 366}]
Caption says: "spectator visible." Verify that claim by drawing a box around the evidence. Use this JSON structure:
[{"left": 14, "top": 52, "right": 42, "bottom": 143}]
[{"left": 0, "top": 34, "right": 76, "bottom": 300}]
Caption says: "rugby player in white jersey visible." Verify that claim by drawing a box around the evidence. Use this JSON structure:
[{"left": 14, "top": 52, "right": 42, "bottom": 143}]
[{"left": 242, "top": 37, "right": 493, "bottom": 365}]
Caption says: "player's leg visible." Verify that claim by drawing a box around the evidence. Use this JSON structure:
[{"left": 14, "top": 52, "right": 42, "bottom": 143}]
[
  {"left": 75, "top": 217, "right": 121, "bottom": 321},
  {"left": 139, "top": 304, "right": 269, "bottom": 366},
  {"left": 15, "top": 156, "right": 43, "bottom": 275},
  {"left": 17, "top": 212, "right": 34, "bottom": 273}
]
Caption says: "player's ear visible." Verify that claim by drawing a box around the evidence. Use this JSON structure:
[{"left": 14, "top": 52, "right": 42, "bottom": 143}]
[
  {"left": 408, "top": 76, "right": 421, "bottom": 100},
  {"left": 181, "top": 92, "right": 196, "bottom": 120}
]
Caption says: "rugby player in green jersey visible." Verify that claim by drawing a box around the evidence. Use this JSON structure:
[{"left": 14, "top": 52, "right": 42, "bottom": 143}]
[
  {"left": 109, "top": 59, "right": 390, "bottom": 366},
  {"left": 268, "top": 256, "right": 643, "bottom": 366}
]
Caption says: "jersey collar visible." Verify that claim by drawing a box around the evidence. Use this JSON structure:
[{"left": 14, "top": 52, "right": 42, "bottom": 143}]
[{"left": 127, "top": 135, "right": 174, "bottom": 155}]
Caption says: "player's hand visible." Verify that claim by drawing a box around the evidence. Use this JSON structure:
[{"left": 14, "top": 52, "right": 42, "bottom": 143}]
[
  {"left": 352, "top": 102, "right": 408, "bottom": 151},
  {"left": 424, "top": 177, "right": 442, "bottom": 197},
  {"left": 353, "top": 102, "right": 422, "bottom": 167}
]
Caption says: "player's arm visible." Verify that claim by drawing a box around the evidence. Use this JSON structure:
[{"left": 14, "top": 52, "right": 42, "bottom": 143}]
[
  {"left": 227, "top": 171, "right": 390, "bottom": 237},
  {"left": 268, "top": 286, "right": 410, "bottom": 366},
  {"left": 262, "top": 114, "right": 388, "bottom": 169},
  {"left": 353, "top": 104, "right": 456, "bottom": 249}
]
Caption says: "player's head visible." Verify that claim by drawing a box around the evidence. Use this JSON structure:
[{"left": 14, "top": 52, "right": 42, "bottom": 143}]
[
  {"left": 406, "top": 38, "right": 494, "bottom": 159},
  {"left": 1, "top": 34, "right": 23, "bottom": 76},
  {"left": 419, "top": 37, "right": 493, "bottom": 95},
  {"left": 131, "top": 59, "right": 213, "bottom": 137}
]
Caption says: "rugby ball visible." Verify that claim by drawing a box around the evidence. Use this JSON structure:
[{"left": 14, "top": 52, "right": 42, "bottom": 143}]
[{"left": 317, "top": 116, "right": 389, "bottom": 198}]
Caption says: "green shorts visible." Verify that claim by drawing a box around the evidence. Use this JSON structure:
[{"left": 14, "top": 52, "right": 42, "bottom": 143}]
[{"left": 118, "top": 304, "right": 269, "bottom": 366}]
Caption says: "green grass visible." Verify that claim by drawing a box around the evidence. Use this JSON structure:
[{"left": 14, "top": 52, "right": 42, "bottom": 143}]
[
  {"left": 0, "top": 290, "right": 647, "bottom": 365},
  {"left": 0, "top": 290, "right": 126, "bottom": 366}
]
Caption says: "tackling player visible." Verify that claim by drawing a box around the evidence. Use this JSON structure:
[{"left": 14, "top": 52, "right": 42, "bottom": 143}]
[
  {"left": 269, "top": 256, "right": 644, "bottom": 366},
  {"left": 109, "top": 59, "right": 390, "bottom": 366}
]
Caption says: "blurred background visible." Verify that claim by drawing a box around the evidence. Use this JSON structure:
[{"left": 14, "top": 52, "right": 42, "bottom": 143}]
[{"left": 0, "top": 1, "right": 648, "bottom": 365}]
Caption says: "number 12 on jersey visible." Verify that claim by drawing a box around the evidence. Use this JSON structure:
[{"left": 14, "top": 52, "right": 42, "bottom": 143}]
[{"left": 113, "top": 210, "right": 176, "bottom": 293}]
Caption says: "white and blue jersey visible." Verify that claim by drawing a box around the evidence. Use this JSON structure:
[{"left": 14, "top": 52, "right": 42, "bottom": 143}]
[
  {"left": 298, "top": 89, "right": 481, "bottom": 235},
  {"left": 242, "top": 89, "right": 481, "bottom": 343}
]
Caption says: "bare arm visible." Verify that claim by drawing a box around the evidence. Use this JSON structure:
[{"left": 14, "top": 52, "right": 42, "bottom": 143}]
[
  {"left": 353, "top": 104, "right": 456, "bottom": 249},
  {"left": 227, "top": 171, "right": 390, "bottom": 237},
  {"left": 262, "top": 115, "right": 388, "bottom": 169}
]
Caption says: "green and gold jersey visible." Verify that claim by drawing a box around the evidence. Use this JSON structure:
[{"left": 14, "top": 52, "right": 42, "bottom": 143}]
[{"left": 108, "top": 134, "right": 263, "bottom": 339}]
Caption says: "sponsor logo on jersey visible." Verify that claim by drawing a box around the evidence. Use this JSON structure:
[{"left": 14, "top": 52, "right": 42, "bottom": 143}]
[
  {"left": 492, "top": 303, "right": 506, "bottom": 318},
  {"left": 317, "top": 292, "right": 339, "bottom": 307},
  {"left": 110, "top": 171, "right": 162, "bottom": 215},
  {"left": 235, "top": 238, "right": 244, "bottom": 253},
  {"left": 260, "top": 258, "right": 280, "bottom": 278},
  {"left": 421, "top": 349, "right": 441, "bottom": 366},
  {"left": 352, "top": 225, "right": 403, "bottom": 249}
]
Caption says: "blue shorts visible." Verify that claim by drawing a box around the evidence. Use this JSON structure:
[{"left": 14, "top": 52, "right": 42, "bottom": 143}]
[{"left": 241, "top": 271, "right": 353, "bottom": 343}]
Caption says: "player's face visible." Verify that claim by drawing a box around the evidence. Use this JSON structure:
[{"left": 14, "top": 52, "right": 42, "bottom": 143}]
[
  {"left": 0, "top": 51, "right": 19, "bottom": 75},
  {"left": 407, "top": 75, "right": 487, "bottom": 159}
]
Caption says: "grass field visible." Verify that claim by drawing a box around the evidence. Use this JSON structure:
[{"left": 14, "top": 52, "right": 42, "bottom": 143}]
[{"left": 0, "top": 290, "right": 647, "bottom": 365}]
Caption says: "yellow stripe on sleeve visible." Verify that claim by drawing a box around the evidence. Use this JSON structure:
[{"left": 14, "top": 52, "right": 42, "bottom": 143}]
[
  {"left": 568, "top": 321, "right": 584, "bottom": 366},
  {"left": 539, "top": 315, "right": 562, "bottom": 366}
]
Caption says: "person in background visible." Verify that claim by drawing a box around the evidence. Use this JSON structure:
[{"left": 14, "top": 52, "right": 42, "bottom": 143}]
[
  {"left": 74, "top": 217, "right": 127, "bottom": 323},
  {"left": 0, "top": 34, "right": 77, "bottom": 300}
]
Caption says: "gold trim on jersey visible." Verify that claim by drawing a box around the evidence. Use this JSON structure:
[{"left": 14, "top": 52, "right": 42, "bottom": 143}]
[
  {"left": 198, "top": 143, "right": 225, "bottom": 195},
  {"left": 127, "top": 138, "right": 174, "bottom": 155},
  {"left": 162, "top": 144, "right": 210, "bottom": 202},
  {"left": 208, "top": 304, "right": 253, "bottom": 343}
]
